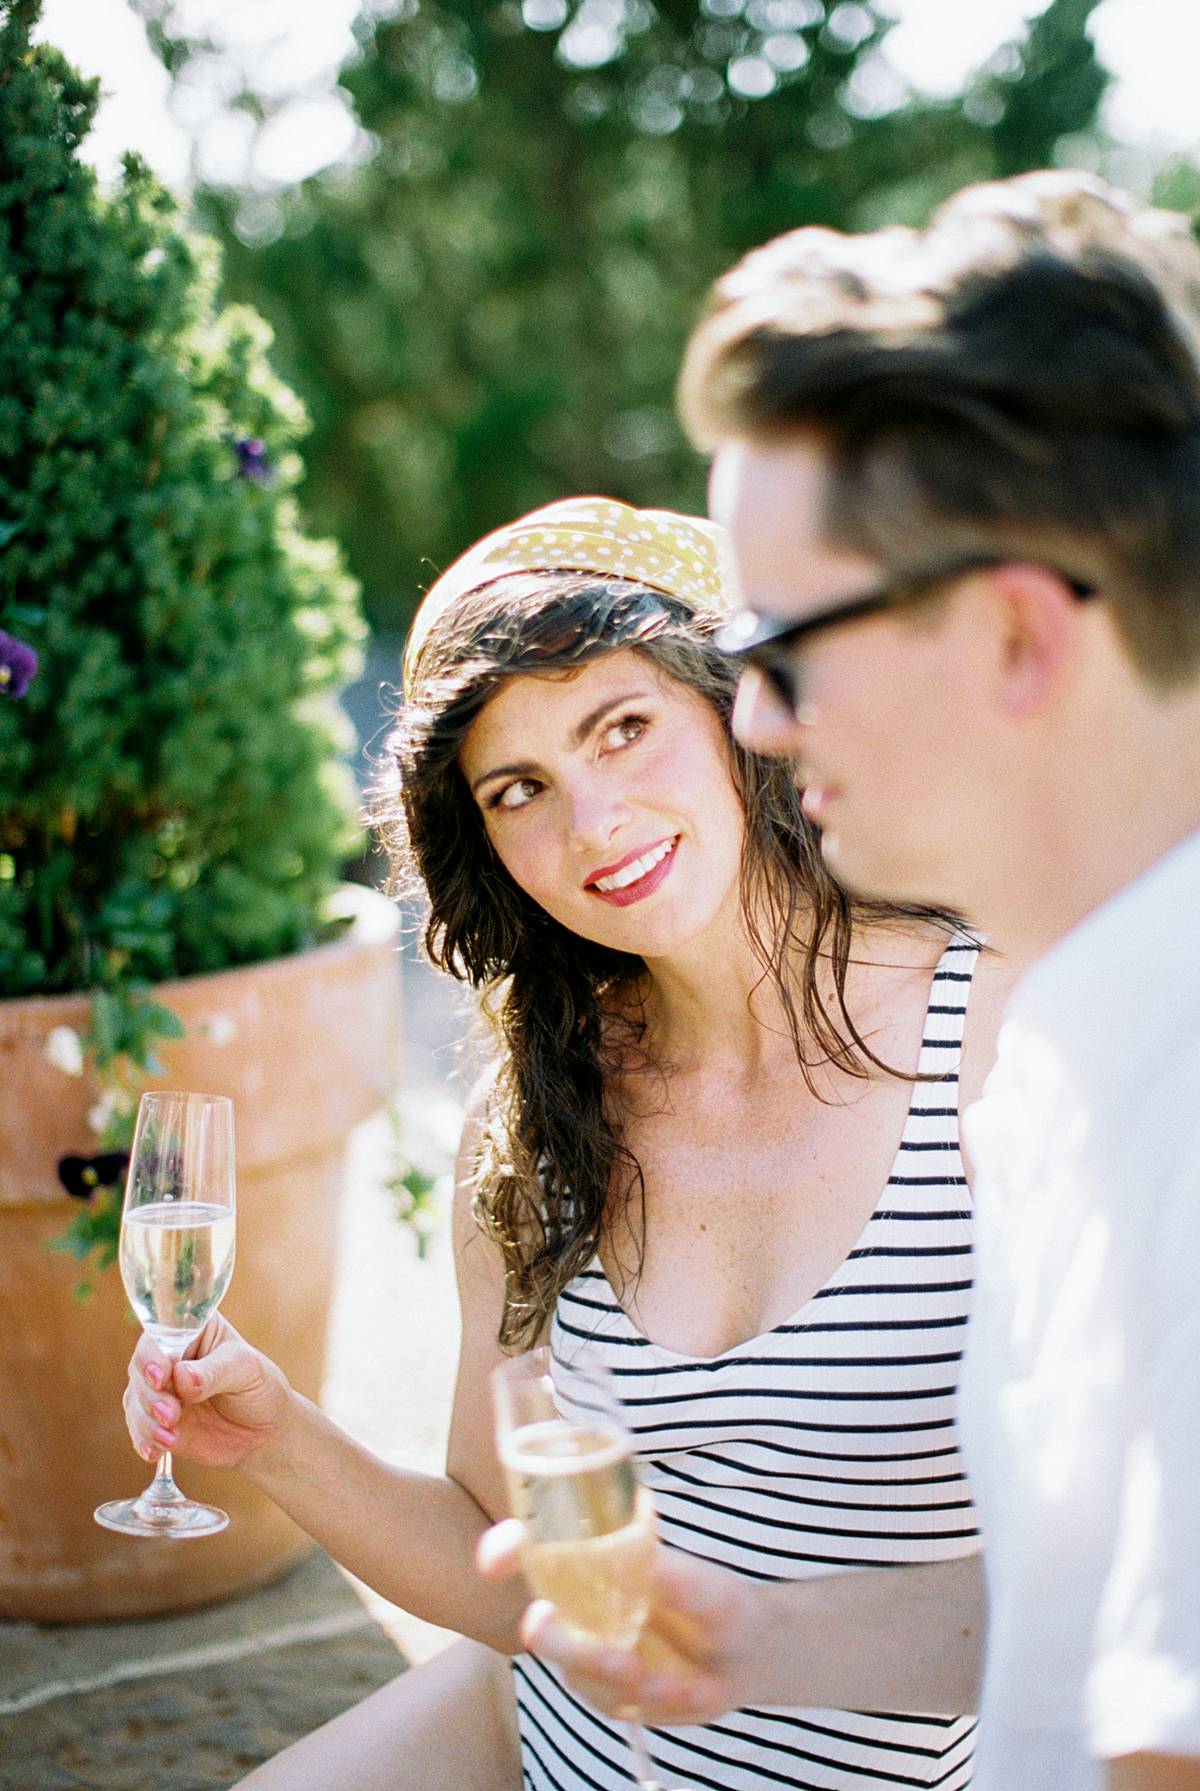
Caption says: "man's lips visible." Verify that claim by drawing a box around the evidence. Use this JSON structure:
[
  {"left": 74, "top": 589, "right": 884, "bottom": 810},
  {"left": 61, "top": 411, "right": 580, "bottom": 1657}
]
[
  {"left": 800, "top": 783, "right": 835, "bottom": 821},
  {"left": 585, "top": 836, "right": 679, "bottom": 907}
]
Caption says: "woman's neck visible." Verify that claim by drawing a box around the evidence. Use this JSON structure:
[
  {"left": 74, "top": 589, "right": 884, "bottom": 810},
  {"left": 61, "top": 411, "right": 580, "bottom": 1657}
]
[
  {"left": 633, "top": 889, "right": 807, "bottom": 1077},
  {"left": 632, "top": 906, "right": 953, "bottom": 1082}
]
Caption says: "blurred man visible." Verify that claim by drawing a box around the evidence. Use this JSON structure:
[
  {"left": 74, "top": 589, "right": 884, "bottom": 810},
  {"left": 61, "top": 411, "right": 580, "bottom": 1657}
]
[{"left": 488, "top": 173, "right": 1200, "bottom": 1790}]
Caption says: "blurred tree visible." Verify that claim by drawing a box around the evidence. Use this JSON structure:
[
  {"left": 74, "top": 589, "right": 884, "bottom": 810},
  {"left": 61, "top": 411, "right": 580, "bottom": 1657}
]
[{"left": 133, "top": 0, "right": 1109, "bottom": 632}]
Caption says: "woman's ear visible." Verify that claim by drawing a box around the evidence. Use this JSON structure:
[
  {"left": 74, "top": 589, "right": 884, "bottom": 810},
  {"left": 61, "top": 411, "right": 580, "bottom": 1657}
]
[{"left": 987, "top": 562, "right": 1085, "bottom": 719}]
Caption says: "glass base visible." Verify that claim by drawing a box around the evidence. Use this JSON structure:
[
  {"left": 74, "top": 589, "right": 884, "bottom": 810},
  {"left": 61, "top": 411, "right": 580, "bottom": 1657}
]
[
  {"left": 625, "top": 1719, "right": 699, "bottom": 1791},
  {"left": 94, "top": 1495, "right": 229, "bottom": 1538}
]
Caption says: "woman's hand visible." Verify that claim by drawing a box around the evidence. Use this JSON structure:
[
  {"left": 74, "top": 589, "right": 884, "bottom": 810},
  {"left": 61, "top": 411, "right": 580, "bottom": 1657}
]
[
  {"left": 123, "top": 1315, "right": 293, "bottom": 1471},
  {"left": 477, "top": 1519, "right": 758, "bottom": 1725}
]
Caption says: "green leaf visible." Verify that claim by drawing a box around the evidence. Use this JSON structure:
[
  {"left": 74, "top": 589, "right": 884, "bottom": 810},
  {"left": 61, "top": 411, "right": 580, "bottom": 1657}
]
[
  {"left": 47, "top": 1188, "right": 121, "bottom": 1289},
  {"left": 47, "top": 1218, "right": 95, "bottom": 1261},
  {"left": 86, "top": 990, "right": 124, "bottom": 1068},
  {"left": 137, "top": 999, "right": 187, "bottom": 1041}
]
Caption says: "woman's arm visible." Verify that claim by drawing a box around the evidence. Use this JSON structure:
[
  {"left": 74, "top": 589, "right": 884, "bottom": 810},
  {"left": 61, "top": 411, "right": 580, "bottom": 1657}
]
[
  {"left": 123, "top": 1088, "right": 527, "bottom": 1651},
  {"left": 480, "top": 1526, "right": 985, "bottom": 1721}
]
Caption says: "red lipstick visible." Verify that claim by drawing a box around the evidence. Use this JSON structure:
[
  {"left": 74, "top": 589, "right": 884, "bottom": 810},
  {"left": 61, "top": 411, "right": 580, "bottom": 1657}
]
[{"left": 585, "top": 836, "right": 679, "bottom": 908}]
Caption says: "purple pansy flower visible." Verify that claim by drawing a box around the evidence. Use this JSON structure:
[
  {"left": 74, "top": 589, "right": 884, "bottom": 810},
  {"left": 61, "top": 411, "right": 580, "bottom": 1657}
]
[
  {"left": 0, "top": 629, "right": 38, "bottom": 698},
  {"left": 57, "top": 1152, "right": 130, "bottom": 1200},
  {"left": 234, "top": 437, "right": 275, "bottom": 486}
]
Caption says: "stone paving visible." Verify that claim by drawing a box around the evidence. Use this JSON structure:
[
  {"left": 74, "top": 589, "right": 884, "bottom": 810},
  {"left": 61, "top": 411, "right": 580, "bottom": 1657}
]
[
  {"left": 0, "top": 1554, "right": 403, "bottom": 1791},
  {"left": 0, "top": 948, "right": 476, "bottom": 1791}
]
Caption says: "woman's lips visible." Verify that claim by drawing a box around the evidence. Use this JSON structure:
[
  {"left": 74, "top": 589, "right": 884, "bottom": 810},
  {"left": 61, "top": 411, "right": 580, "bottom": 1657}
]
[{"left": 586, "top": 837, "right": 679, "bottom": 907}]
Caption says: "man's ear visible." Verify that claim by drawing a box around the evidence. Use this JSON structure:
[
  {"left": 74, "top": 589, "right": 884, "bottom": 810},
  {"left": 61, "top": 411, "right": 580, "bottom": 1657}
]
[{"left": 987, "top": 562, "right": 1084, "bottom": 718}]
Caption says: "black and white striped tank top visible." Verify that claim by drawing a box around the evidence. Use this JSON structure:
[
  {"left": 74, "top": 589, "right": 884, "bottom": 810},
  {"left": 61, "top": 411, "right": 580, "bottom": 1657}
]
[{"left": 514, "top": 934, "right": 981, "bottom": 1791}]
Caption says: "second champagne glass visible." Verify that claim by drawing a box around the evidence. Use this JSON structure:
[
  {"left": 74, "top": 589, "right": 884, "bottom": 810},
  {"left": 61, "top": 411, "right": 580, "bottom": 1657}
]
[
  {"left": 94, "top": 1090, "right": 236, "bottom": 1539},
  {"left": 492, "top": 1347, "right": 696, "bottom": 1791}
]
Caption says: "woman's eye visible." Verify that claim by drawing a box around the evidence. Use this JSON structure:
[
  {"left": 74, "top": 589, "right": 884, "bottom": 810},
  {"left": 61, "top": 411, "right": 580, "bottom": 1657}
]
[
  {"left": 489, "top": 777, "right": 541, "bottom": 812},
  {"left": 602, "top": 714, "right": 647, "bottom": 751}
]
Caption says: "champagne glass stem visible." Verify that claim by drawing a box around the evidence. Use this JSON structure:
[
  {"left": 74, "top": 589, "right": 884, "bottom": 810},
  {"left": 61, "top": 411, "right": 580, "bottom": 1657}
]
[
  {"left": 143, "top": 1451, "right": 186, "bottom": 1507},
  {"left": 624, "top": 1719, "right": 663, "bottom": 1791}
]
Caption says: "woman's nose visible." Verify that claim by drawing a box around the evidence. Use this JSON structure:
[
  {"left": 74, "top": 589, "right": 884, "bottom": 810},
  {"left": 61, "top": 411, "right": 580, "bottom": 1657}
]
[{"left": 566, "top": 781, "right": 631, "bottom": 850}]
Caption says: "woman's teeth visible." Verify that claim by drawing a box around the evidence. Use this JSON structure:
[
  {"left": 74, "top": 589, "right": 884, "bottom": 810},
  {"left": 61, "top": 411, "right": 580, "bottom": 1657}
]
[{"left": 593, "top": 839, "right": 674, "bottom": 892}]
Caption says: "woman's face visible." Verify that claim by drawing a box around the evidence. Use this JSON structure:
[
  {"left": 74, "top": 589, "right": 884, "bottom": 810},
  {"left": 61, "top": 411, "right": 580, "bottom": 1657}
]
[{"left": 458, "top": 648, "right": 746, "bottom": 961}]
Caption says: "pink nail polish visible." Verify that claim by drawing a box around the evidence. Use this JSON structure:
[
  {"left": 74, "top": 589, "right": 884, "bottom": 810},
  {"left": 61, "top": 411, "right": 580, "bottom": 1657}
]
[
  {"left": 145, "top": 1364, "right": 162, "bottom": 1388},
  {"left": 152, "top": 1401, "right": 171, "bottom": 1423}
]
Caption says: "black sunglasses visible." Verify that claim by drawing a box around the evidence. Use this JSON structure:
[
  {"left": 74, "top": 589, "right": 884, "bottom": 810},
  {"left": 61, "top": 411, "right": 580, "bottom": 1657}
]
[{"left": 714, "top": 554, "right": 1097, "bottom": 715}]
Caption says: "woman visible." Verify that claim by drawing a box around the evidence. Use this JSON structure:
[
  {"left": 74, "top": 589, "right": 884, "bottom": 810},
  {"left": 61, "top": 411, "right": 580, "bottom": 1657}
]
[{"left": 123, "top": 498, "right": 1010, "bottom": 1791}]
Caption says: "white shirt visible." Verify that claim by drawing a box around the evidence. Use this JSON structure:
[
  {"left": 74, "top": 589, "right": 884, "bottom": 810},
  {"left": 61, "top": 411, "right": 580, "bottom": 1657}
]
[{"left": 962, "top": 827, "right": 1200, "bottom": 1789}]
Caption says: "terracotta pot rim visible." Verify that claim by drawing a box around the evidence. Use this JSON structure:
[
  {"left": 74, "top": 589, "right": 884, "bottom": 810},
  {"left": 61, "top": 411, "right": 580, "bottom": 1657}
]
[
  {"left": 0, "top": 883, "right": 400, "bottom": 1018},
  {"left": 0, "top": 881, "right": 402, "bottom": 1204}
]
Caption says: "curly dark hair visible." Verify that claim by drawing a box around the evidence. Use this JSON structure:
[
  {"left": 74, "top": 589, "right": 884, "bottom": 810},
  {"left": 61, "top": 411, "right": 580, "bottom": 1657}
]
[{"left": 377, "top": 570, "right": 959, "bottom": 1348}]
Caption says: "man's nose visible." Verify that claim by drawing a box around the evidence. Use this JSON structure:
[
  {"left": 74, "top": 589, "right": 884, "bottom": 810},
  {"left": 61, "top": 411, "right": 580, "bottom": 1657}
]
[{"left": 731, "top": 664, "right": 809, "bottom": 760}]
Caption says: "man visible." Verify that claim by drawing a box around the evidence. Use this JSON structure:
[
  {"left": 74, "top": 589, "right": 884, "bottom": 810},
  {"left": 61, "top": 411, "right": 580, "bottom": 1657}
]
[{"left": 481, "top": 171, "right": 1200, "bottom": 1789}]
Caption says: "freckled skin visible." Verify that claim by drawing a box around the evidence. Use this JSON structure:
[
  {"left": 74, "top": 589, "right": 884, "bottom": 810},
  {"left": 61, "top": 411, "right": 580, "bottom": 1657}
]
[{"left": 458, "top": 649, "right": 748, "bottom": 966}]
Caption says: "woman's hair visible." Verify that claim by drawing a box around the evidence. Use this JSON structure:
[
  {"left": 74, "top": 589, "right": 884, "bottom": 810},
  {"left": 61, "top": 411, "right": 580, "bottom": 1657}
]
[{"left": 378, "top": 570, "right": 958, "bottom": 1348}]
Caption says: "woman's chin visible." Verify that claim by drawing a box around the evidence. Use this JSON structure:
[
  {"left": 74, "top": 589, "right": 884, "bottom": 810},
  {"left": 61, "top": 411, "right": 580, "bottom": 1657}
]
[{"left": 606, "top": 903, "right": 732, "bottom": 965}]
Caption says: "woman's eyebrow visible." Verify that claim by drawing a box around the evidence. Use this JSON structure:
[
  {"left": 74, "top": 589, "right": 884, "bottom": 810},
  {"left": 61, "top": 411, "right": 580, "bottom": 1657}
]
[
  {"left": 568, "top": 690, "right": 647, "bottom": 748},
  {"left": 470, "top": 757, "right": 537, "bottom": 796},
  {"left": 469, "top": 690, "right": 651, "bottom": 796}
]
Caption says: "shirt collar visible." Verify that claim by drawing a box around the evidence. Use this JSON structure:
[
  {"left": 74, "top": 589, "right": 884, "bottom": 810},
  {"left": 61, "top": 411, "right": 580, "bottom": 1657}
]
[{"left": 1003, "top": 825, "right": 1200, "bottom": 1083}]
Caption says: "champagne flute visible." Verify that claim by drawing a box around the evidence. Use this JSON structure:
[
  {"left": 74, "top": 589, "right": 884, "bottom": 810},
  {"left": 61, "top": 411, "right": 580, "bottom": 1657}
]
[
  {"left": 94, "top": 1091, "right": 236, "bottom": 1539},
  {"left": 492, "top": 1347, "right": 696, "bottom": 1791}
]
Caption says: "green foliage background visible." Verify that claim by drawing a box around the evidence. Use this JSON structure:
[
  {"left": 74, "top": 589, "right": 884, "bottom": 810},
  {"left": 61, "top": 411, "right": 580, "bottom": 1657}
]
[
  {"left": 0, "top": 0, "right": 365, "bottom": 999},
  {"left": 143, "top": 0, "right": 1109, "bottom": 634}
]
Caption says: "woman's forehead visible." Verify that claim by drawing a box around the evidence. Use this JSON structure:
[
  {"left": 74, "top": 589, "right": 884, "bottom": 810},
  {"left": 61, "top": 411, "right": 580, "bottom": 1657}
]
[{"left": 457, "top": 650, "right": 683, "bottom": 767}]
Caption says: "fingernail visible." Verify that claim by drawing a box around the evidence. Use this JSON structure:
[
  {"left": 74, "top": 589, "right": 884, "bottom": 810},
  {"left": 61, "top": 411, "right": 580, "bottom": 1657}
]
[
  {"left": 154, "top": 1427, "right": 176, "bottom": 1447},
  {"left": 145, "top": 1364, "right": 162, "bottom": 1388},
  {"left": 141, "top": 1444, "right": 157, "bottom": 1462}
]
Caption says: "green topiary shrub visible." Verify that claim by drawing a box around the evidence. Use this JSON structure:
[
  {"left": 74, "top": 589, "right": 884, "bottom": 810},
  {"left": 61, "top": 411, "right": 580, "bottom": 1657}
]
[
  {"left": 0, "top": 0, "right": 365, "bottom": 1009},
  {"left": 0, "top": 1, "right": 367, "bottom": 1272}
]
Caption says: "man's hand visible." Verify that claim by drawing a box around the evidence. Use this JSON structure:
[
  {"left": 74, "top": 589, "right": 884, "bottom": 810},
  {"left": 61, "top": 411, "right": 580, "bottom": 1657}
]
[
  {"left": 1109, "top": 1755, "right": 1200, "bottom": 1790},
  {"left": 478, "top": 1519, "right": 767, "bottom": 1724}
]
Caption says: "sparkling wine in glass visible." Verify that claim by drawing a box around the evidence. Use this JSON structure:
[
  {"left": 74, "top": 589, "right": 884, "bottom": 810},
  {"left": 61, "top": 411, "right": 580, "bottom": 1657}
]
[
  {"left": 492, "top": 1347, "right": 696, "bottom": 1791},
  {"left": 94, "top": 1091, "right": 236, "bottom": 1539}
]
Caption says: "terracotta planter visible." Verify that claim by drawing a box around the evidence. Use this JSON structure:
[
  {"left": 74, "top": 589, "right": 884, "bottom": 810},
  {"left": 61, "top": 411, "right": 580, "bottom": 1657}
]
[{"left": 0, "top": 885, "right": 400, "bottom": 1621}]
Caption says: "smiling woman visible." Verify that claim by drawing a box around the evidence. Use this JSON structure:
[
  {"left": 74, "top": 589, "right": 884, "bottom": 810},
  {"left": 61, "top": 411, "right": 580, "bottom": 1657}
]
[
  {"left": 457, "top": 648, "right": 744, "bottom": 950},
  {"left": 353, "top": 497, "right": 999, "bottom": 1791},
  {"left": 385, "top": 497, "right": 930, "bottom": 1355},
  {"left": 121, "top": 497, "right": 1010, "bottom": 1791}
]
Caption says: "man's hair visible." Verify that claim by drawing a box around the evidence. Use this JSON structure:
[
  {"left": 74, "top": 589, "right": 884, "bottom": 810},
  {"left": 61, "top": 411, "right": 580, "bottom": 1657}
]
[{"left": 680, "top": 171, "right": 1200, "bottom": 684}]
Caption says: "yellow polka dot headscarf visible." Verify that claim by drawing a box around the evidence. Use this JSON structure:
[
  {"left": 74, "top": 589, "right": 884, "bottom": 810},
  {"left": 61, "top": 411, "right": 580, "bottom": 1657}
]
[{"left": 403, "top": 496, "right": 737, "bottom": 695}]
